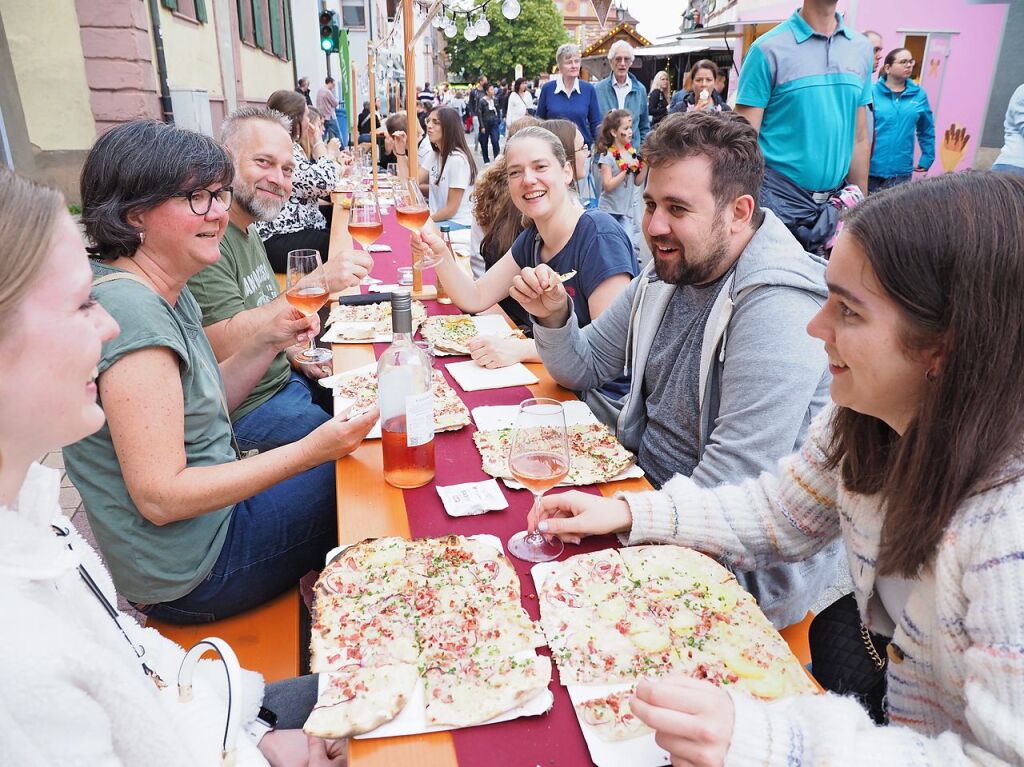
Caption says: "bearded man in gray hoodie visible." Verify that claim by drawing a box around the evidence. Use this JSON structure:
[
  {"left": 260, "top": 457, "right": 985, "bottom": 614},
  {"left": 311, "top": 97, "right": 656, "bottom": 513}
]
[{"left": 510, "top": 111, "right": 839, "bottom": 628}]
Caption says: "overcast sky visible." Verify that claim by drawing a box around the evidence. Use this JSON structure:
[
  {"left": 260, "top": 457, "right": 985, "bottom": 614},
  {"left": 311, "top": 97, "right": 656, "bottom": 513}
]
[{"left": 622, "top": 0, "right": 686, "bottom": 42}]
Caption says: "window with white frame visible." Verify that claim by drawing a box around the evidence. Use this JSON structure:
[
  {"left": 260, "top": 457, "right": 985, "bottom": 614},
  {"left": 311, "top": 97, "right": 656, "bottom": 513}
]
[{"left": 341, "top": 0, "right": 366, "bottom": 29}]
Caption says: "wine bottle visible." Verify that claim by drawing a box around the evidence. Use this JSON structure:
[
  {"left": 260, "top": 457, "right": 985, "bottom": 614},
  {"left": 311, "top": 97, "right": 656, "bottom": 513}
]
[
  {"left": 436, "top": 224, "right": 453, "bottom": 304},
  {"left": 378, "top": 290, "right": 436, "bottom": 488}
]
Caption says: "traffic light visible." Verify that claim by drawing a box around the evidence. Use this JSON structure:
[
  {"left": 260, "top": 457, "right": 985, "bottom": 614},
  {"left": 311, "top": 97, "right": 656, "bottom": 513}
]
[{"left": 319, "top": 10, "right": 340, "bottom": 53}]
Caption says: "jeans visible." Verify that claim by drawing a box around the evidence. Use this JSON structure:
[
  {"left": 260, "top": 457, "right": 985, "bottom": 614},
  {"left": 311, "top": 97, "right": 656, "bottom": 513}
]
[
  {"left": 323, "top": 118, "right": 340, "bottom": 142},
  {"left": 991, "top": 163, "right": 1024, "bottom": 176},
  {"left": 233, "top": 372, "right": 332, "bottom": 454},
  {"left": 137, "top": 458, "right": 338, "bottom": 624},
  {"left": 868, "top": 173, "right": 912, "bottom": 193},
  {"left": 480, "top": 117, "right": 501, "bottom": 162}
]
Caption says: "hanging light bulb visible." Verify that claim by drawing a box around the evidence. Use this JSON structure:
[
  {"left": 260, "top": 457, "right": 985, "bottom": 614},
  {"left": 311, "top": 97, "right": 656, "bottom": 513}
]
[
  {"left": 444, "top": 18, "right": 457, "bottom": 38},
  {"left": 431, "top": 11, "right": 444, "bottom": 28},
  {"left": 501, "top": 0, "right": 520, "bottom": 20},
  {"left": 477, "top": 16, "right": 490, "bottom": 35},
  {"left": 464, "top": 19, "right": 478, "bottom": 41}
]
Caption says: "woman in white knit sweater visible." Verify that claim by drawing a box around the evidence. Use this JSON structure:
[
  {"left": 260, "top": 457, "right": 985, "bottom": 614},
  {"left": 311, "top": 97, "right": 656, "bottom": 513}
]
[
  {"left": 530, "top": 172, "right": 1024, "bottom": 765},
  {"left": 0, "top": 169, "right": 342, "bottom": 765}
]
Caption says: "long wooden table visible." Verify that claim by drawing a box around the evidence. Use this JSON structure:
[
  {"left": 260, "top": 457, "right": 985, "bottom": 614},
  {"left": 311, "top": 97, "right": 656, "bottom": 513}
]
[{"left": 325, "top": 200, "right": 813, "bottom": 767}]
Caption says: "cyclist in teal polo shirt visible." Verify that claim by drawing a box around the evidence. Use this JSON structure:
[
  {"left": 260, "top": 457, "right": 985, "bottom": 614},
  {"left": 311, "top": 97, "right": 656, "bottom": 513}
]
[{"left": 735, "top": 0, "right": 873, "bottom": 254}]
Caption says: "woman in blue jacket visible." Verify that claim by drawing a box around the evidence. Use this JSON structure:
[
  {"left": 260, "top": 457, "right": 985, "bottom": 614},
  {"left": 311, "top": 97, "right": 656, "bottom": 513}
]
[{"left": 869, "top": 49, "right": 935, "bottom": 193}]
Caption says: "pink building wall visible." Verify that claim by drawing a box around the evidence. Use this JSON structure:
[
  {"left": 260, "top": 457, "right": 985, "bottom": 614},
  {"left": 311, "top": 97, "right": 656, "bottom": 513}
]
[{"left": 719, "top": 0, "right": 1010, "bottom": 173}]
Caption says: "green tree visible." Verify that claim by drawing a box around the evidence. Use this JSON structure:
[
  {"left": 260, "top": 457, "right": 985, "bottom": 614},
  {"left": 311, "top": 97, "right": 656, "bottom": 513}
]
[{"left": 444, "top": 0, "right": 569, "bottom": 82}]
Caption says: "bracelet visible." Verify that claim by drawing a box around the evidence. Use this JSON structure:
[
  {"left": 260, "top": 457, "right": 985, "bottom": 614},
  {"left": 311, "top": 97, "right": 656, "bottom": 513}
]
[{"left": 395, "top": 151, "right": 407, "bottom": 157}]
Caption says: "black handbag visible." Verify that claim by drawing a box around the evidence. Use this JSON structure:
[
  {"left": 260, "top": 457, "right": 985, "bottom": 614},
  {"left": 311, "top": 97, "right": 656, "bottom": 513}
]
[{"left": 808, "top": 593, "right": 889, "bottom": 724}]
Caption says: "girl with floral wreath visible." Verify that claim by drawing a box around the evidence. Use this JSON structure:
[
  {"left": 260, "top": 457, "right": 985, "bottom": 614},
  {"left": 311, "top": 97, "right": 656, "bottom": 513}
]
[{"left": 595, "top": 108, "right": 647, "bottom": 237}]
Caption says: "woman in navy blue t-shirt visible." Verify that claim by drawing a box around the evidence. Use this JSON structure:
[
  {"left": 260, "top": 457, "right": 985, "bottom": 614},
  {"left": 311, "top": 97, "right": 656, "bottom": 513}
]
[{"left": 411, "top": 126, "right": 637, "bottom": 369}]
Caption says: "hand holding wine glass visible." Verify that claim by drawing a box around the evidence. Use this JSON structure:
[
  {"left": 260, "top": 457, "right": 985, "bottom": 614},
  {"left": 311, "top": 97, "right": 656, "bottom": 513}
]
[
  {"left": 285, "top": 248, "right": 332, "bottom": 366},
  {"left": 507, "top": 398, "right": 571, "bottom": 562}
]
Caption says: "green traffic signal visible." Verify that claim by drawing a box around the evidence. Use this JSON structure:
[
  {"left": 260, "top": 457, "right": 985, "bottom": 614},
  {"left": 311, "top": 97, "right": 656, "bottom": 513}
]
[{"left": 319, "top": 10, "right": 339, "bottom": 54}]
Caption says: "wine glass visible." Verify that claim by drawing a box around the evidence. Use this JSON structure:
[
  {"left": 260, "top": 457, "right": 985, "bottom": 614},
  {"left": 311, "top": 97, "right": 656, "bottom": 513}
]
[
  {"left": 393, "top": 179, "right": 440, "bottom": 269},
  {"left": 347, "top": 191, "right": 383, "bottom": 251},
  {"left": 285, "top": 249, "right": 332, "bottom": 365},
  {"left": 506, "top": 398, "right": 570, "bottom": 562}
]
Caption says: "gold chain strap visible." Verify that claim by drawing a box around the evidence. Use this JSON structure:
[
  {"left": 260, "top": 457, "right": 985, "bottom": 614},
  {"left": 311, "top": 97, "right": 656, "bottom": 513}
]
[{"left": 860, "top": 624, "right": 887, "bottom": 671}]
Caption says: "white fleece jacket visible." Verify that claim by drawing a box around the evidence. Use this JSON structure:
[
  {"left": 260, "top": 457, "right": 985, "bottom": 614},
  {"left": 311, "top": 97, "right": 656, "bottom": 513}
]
[{"left": 0, "top": 463, "right": 268, "bottom": 767}]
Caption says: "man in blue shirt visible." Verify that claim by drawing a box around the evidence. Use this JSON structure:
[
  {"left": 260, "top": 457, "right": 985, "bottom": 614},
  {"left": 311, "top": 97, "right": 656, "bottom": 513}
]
[
  {"left": 594, "top": 40, "right": 650, "bottom": 147},
  {"left": 735, "top": 0, "right": 872, "bottom": 254}
]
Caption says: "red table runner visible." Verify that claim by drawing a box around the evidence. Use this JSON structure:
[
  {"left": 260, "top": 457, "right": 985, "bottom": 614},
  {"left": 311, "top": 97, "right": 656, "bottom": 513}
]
[{"left": 362, "top": 210, "right": 614, "bottom": 766}]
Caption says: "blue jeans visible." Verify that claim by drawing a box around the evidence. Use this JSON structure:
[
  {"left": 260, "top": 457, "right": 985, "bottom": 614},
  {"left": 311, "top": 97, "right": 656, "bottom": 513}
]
[
  {"left": 868, "top": 173, "right": 912, "bottom": 193},
  {"left": 991, "top": 163, "right": 1024, "bottom": 176},
  {"left": 323, "top": 118, "right": 340, "bottom": 142},
  {"left": 137, "top": 459, "right": 338, "bottom": 624},
  {"left": 481, "top": 117, "right": 500, "bottom": 162},
  {"left": 232, "top": 371, "right": 332, "bottom": 454}
]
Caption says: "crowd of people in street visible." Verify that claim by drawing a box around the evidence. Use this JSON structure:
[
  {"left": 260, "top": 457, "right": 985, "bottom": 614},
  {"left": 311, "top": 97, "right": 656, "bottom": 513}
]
[{"left": 3, "top": 0, "right": 1024, "bottom": 764}]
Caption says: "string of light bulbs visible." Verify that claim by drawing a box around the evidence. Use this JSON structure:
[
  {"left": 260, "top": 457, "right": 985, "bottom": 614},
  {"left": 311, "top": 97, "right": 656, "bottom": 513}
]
[{"left": 427, "top": 0, "right": 521, "bottom": 41}]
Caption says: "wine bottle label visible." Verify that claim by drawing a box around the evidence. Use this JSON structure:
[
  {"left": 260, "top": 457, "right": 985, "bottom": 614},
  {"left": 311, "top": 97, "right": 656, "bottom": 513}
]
[
  {"left": 378, "top": 367, "right": 414, "bottom": 420},
  {"left": 405, "top": 390, "right": 434, "bottom": 447}
]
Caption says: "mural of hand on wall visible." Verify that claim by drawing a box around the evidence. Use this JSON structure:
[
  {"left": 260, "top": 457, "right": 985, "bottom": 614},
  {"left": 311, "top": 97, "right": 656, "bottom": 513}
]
[{"left": 940, "top": 123, "right": 970, "bottom": 173}]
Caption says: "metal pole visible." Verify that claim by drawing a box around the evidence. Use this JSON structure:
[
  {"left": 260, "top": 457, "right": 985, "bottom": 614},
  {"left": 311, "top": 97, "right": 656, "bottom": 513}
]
[
  {"left": 403, "top": 0, "right": 422, "bottom": 294},
  {"left": 145, "top": 0, "right": 174, "bottom": 123}
]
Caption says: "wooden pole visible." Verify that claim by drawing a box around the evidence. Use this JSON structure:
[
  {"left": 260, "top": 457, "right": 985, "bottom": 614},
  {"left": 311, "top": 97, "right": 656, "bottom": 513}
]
[
  {"left": 403, "top": 0, "right": 423, "bottom": 295},
  {"left": 350, "top": 60, "right": 358, "bottom": 146},
  {"left": 368, "top": 43, "right": 379, "bottom": 197}
]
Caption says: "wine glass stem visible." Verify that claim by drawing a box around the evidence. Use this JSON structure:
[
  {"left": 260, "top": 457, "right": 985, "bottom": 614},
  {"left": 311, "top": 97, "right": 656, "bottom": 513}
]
[
  {"left": 526, "top": 493, "right": 546, "bottom": 545},
  {"left": 307, "top": 337, "right": 318, "bottom": 356}
]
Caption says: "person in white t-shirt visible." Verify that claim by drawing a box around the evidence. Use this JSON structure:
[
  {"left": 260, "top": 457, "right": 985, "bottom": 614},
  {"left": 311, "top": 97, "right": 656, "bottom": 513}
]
[
  {"left": 505, "top": 77, "right": 535, "bottom": 131},
  {"left": 393, "top": 106, "right": 477, "bottom": 227}
]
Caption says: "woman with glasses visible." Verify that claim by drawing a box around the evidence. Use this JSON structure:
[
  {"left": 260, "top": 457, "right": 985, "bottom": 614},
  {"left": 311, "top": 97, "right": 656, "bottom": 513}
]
[
  {"left": 535, "top": 43, "right": 603, "bottom": 150},
  {"left": 869, "top": 49, "right": 935, "bottom": 193},
  {"left": 256, "top": 89, "right": 339, "bottom": 273},
  {"left": 0, "top": 165, "right": 351, "bottom": 767},
  {"left": 63, "top": 120, "right": 377, "bottom": 626}
]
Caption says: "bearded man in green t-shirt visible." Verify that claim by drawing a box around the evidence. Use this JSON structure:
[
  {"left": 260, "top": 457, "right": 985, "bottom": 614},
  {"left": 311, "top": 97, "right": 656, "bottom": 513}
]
[{"left": 186, "top": 107, "right": 373, "bottom": 451}]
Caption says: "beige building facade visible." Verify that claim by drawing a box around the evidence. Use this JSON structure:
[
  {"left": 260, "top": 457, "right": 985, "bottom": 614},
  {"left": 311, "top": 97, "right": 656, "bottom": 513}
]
[{"left": 0, "top": 0, "right": 295, "bottom": 202}]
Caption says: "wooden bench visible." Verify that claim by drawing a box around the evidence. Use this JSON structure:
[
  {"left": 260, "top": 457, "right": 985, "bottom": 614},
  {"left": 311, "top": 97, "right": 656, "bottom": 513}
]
[{"left": 148, "top": 587, "right": 301, "bottom": 683}]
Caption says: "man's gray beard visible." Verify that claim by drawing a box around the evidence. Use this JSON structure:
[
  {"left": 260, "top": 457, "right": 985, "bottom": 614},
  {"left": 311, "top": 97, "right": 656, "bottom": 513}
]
[{"left": 235, "top": 184, "right": 286, "bottom": 222}]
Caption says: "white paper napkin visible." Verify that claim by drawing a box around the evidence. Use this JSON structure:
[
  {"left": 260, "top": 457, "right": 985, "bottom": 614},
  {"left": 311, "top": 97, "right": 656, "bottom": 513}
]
[{"left": 445, "top": 360, "right": 539, "bottom": 392}]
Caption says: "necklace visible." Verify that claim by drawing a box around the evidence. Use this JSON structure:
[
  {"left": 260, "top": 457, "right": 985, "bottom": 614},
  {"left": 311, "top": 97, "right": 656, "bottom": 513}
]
[{"left": 610, "top": 143, "right": 643, "bottom": 174}]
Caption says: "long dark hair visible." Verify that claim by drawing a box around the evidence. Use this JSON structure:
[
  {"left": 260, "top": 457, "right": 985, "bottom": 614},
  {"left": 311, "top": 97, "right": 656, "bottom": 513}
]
[
  {"left": 825, "top": 171, "right": 1024, "bottom": 577},
  {"left": 429, "top": 106, "right": 477, "bottom": 185}
]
